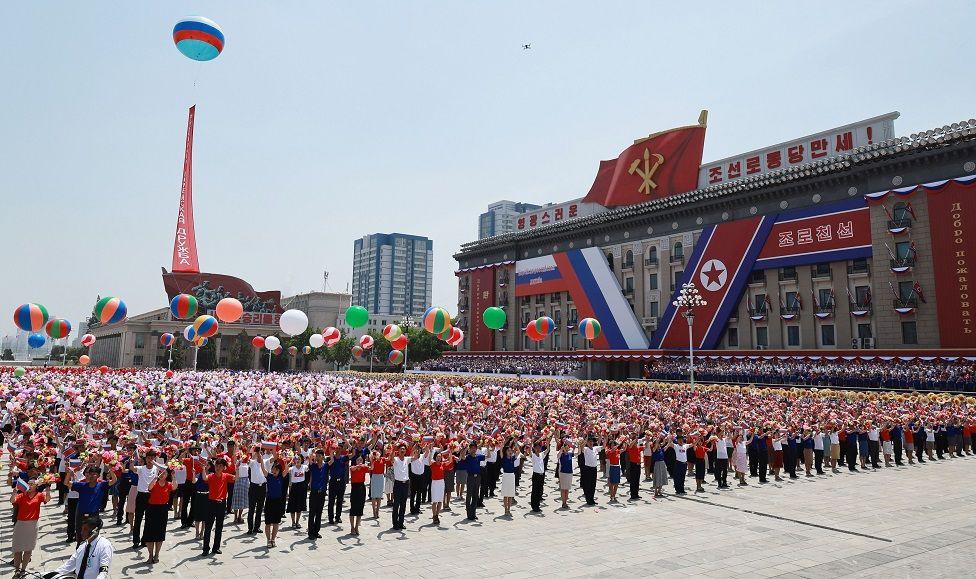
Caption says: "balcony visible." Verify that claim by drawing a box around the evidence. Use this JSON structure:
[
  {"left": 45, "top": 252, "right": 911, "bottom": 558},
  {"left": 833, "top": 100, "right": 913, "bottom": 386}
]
[
  {"left": 815, "top": 305, "right": 835, "bottom": 316},
  {"left": 534, "top": 295, "right": 545, "bottom": 305},
  {"left": 748, "top": 271, "right": 766, "bottom": 285},
  {"left": 748, "top": 307, "right": 768, "bottom": 317},
  {"left": 851, "top": 302, "right": 873, "bottom": 313},
  {"left": 847, "top": 262, "right": 870, "bottom": 275},
  {"left": 458, "top": 298, "right": 469, "bottom": 309},
  {"left": 780, "top": 306, "right": 801, "bottom": 316},
  {"left": 623, "top": 287, "right": 634, "bottom": 296},
  {"left": 890, "top": 256, "right": 916, "bottom": 269},
  {"left": 644, "top": 257, "right": 659, "bottom": 267},
  {"left": 893, "top": 297, "right": 918, "bottom": 309},
  {"left": 497, "top": 298, "right": 509, "bottom": 308},
  {"left": 670, "top": 255, "right": 685, "bottom": 265},
  {"left": 458, "top": 281, "right": 469, "bottom": 293},
  {"left": 497, "top": 275, "right": 510, "bottom": 287},
  {"left": 811, "top": 267, "right": 832, "bottom": 280},
  {"left": 622, "top": 260, "right": 635, "bottom": 271},
  {"left": 778, "top": 270, "right": 798, "bottom": 282},
  {"left": 887, "top": 217, "right": 912, "bottom": 230}
]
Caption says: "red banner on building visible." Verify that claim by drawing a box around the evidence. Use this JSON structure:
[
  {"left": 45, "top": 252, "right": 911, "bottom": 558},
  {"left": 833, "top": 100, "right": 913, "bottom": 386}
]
[
  {"left": 928, "top": 179, "right": 976, "bottom": 346},
  {"left": 468, "top": 268, "right": 495, "bottom": 351},
  {"left": 755, "top": 200, "right": 872, "bottom": 268},
  {"left": 172, "top": 105, "right": 200, "bottom": 273},
  {"left": 582, "top": 116, "right": 706, "bottom": 207}
]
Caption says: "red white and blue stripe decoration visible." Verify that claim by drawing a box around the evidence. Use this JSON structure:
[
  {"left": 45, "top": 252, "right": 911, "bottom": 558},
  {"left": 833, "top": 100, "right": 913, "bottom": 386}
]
[
  {"left": 15, "top": 478, "right": 29, "bottom": 492},
  {"left": 173, "top": 16, "right": 225, "bottom": 62},
  {"left": 170, "top": 293, "right": 199, "bottom": 319},
  {"left": 515, "top": 247, "right": 649, "bottom": 350},
  {"left": 863, "top": 174, "right": 976, "bottom": 203},
  {"left": 13, "top": 303, "right": 49, "bottom": 333}
]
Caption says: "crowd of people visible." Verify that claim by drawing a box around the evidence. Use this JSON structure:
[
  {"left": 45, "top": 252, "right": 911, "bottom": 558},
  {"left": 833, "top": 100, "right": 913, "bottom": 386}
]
[
  {"left": 2, "top": 367, "right": 974, "bottom": 576},
  {"left": 417, "top": 355, "right": 582, "bottom": 376},
  {"left": 644, "top": 357, "right": 976, "bottom": 391}
]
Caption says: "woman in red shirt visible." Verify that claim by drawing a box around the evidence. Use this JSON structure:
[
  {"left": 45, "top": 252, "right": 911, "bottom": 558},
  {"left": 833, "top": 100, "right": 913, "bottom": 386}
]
[
  {"left": 369, "top": 449, "right": 388, "bottom": 520},
  {"left": 348, "top": 455, "right": 369, "bottom": 536},
  {"left": 10, "top": 480, "right": 50, "bottom": 577},
  {"left": 429, "top": 450, "right": 448, "bottom": 525},
  {"left": 440, "top": 449, "right": 456, "bottom": 511},
  {"left": 604, "top": 439, "right": 622, "bottom": 503},
  {"left": 144, "top": 469, "right": 177, "bottom": 564}
]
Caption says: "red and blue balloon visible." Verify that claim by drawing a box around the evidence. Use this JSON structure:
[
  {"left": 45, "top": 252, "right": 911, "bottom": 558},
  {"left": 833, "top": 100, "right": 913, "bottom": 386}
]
[{"left": 173, "top": 16, "right": 224, "bottom": 62}]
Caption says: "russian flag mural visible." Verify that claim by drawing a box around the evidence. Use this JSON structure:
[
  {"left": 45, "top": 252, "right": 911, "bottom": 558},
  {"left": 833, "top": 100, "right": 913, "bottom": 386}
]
[{"left": 516, "top": 247, "right": 649, "bottom": 350}]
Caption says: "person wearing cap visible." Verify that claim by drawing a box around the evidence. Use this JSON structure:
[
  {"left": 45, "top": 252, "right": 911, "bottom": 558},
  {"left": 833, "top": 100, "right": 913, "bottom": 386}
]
[{"left": 54, "top": 514, "right": 113, "bottom": 579}]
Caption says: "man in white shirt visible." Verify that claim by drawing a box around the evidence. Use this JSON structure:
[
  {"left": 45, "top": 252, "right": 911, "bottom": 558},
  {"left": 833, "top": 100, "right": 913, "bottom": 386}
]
[
  {"left": 247, "top": 447, "right": 270, "bottom": 534},
  {"left": 391, "top": 444, "right": 410, "bottom": 530},
  {"left": 530, "top": 439, "right": 549, "bottom": 512},
  {"left": 56, "top": 515, "right": 113, "bottom": 579},
  {"left": 672, "top": 435, "right": 689, "bottom": 495},
  {"left": 580, "top": 437, "right": 601, "bottom": 505},
  {"left": 713, "top": 430, "right": 730, "bottom": 489}
]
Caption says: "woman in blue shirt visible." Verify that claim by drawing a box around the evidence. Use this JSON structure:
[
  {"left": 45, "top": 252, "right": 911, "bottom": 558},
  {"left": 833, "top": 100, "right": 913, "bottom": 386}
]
[
  {"left": 651, "top": 435, "right": 668, "bottom": 498},
  {"left": 500, "top": 446, "right": 522, "bottom": 517},
  {"left": 557, "top": 441, "right": 574, "bottom": 509}
]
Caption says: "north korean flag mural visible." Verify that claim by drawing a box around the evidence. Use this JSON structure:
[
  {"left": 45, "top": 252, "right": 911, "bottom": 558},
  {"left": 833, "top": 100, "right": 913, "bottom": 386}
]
[
  {"left": 516, "top": 247, "right": 649, "bottom": 350},
  {"left": 654, "top": 197, "right": 873, "bottom": 350}
]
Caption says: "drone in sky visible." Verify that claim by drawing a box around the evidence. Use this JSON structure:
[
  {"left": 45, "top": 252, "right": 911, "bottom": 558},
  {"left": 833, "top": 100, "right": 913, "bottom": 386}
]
[{"left": 523, "top": 43, "right": 531, "bottom": 50}]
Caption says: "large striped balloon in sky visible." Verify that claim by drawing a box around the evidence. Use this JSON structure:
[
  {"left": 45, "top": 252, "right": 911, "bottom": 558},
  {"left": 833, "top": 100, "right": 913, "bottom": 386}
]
[
  {"left": 45, "top": 319, "right": 71, "bottom": 340},
  {"left": 423, "top": 307, "right": 452, "bottom": 334},
  {"left": 533, "top": 316, "right": 555, "bottom": 336},
  {"left": 170, "top": 294, "right": 199, "bottom": 319},
  {"left": 13, "top": 303, "right": 49, "bottom": 333},
  {"left": 94, "top": 297, "right": 127, "bottom": 325},
  {"left": 193, "top": 315, "right": 219, "bottom": 338},
  {"left": 183, "top": 325, "right": 197, "bottom": 342},
  {"left": 160, "top": 333, "right": 175, "bottom": 347},
  {"left": 173, "top": 16, "right": 225, "bottom": 62}
]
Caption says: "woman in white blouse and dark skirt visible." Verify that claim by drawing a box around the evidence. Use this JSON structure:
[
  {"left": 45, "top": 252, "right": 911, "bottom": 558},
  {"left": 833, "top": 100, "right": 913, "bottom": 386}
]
[{"left": 287, "top": 454, "right": 309, "bottom": 529}]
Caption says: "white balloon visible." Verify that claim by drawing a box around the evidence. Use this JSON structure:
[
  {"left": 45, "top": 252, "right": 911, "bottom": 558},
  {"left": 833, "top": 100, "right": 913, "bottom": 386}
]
[
  {"left": 309, "top": 333, "right": 325, "bottom": 348},
  {"left": 279, "top": 309, "right": 309, "bottom": 336},
  {"left": 265, "top": 336, "right": 281, "bottom": 350}
]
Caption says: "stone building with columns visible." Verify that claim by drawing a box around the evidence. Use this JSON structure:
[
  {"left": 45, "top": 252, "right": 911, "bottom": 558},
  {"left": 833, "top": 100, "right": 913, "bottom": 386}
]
[{"left": 454, "top": 112, "right": 976, "bottom": 361}]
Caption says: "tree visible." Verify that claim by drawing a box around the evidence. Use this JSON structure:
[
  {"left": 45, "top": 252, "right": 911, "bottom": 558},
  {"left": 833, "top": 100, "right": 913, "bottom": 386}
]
[
  {"left": 270, "top": 349, "right": 289, "bottom": 372},
  {"left": 228, "top": 332, "right": 252, "bottom": 370},
  {"left": 367, "top": 330, "right": 391, "bottom": 361},
  {"left": 284, "top": 327, "right": 324, "bottom": 368},
  {"left": 65, "top": 346, "right": 87, "bottom": 363},
  {"left": 403, "top": 326, "right": 451, "bottom": 366},
  {"left": 86, "top": 295, "right": 101, "bottom": 329},
  {"left": 1, "top": 348, "right": 13, "bottom": 361},
  {"left": 196, "top": 339, "right": 217, "bottom": 370},
  {"left": 170, "top": 342, "right": 186, "bottom": 370},
  {"left": 329, "top": 337, "right": 355, "bottom": 369}
]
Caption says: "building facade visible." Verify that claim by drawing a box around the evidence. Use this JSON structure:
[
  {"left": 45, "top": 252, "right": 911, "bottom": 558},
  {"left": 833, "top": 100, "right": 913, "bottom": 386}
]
[
  {"left": 478, "top": 201, "right": 542, "bottom": 239},
  {"left": 454, "top": 113, "right": 976, "bottom": 355},
  {"left": 352, "top": 233, "right": 432, "bottom": 316}
]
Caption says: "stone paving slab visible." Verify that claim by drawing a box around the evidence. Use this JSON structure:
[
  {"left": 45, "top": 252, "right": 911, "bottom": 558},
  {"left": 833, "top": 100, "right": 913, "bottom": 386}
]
[{"left": 3, "top": 455, "right": 976, "bottom": 577}]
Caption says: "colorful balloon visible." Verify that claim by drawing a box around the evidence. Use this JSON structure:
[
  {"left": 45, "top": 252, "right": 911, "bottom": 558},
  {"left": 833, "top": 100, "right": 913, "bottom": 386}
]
[
  {"left": 578, "top": 317, "right": 602, "bottom": 341},
  {"left": 279, "top": 309, "right": 309, "bottom": 336},
  {"left": 352, "top": 345, "right": 364, "bottom": 358},
  {"left": 98, "top": 365, "right": 109, "bottom": 374},
  {"left": 159, "top": 333, "right": 175, "bottom": 347},
  {"left": 265, "top": 336, "right": 281, "bottom": 351},
  {"left": 13, "top": 303, "right": 49, "bottom": 332},
  {"left": 447, "top": 326, "right": 464, "bottom": 346},
  {"left": 13, "top": 367, "right": 25, "bottom": 378},
  {"left": 78, "top": 355, "right": 90, "bottom": 366},
  {"left": 525, "top": 323, "right": 543, "bottom": 342},
  {"left": 215, "top": 297, "right": 243, "bottom": 323},
  {"left": 165, "top": 370, "right": 174, "bottom": 378},
  {"left": 27, "top": 334, "right": 45, "bottom": 349},
  {"left": 423, "top": 307, "right": 452, "bottom": 334},
  {"left": 94, "top": 297, "right": 127, "bottom": 325},
  {"left": 534, "top": 316, "right": 555, "bottom": 336},
  {"left": 359, "top": 335, "right": 374, "bottom": 350},
  {"left": 436, "top": 327, "right": 452, "bottom": 341},
  {"left": 273, "top": 346, "right": 283, "bottom": 355},
  {"left": 482, "top": 306, "right": 506, "bottom": 330},
  {"left": 251, "top": 336, "right": 266, "bottom": 349},
  {"left": 173, "top": 16, "right": 225, "bottom": 62},
  {"left": 193, "top": 336, "right": 208, "bottom": 348},
  {"left": 45, "top": 318, "right": 71, "bottom": 340},
  {"left": 170, "top": 293, "right": 199, "bottom": 319},
  {"left": 183, "top": 325, "right": 197, "bottom": 342},
  {"left": 388, "top": 349, "right": 404, "bottom": 365},
  {"left": 323, "top": 327, "right": 341, "bottom": 346},
  {"left": 288, "top": 346, "right": 298, "bottom": 356},
  {"left": 391, "top": 334, "right": 408, "bottom": 351},
  {"left": 193, "top": 315, "right": 219, "bottom": 338},
  {"left": 382, "top": 324, "right": 402, "bottom": 341},
  {"left": 345, "top": 306, "right": 369, "bottom": 329},
  {"left": 81, "top": 334, "right": 96, "bottom": 347},
  {"left": 302, "top": 345, "right": 312, "bottom": 355},
  {"left": 309, "top": 333, "right": 325, "bottom": 348}
]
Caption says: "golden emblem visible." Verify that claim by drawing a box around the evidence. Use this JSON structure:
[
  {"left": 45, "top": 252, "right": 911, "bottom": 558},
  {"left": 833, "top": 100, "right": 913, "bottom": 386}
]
[{"left": 628, "top": 148, "right": 665, "bottom": 195}]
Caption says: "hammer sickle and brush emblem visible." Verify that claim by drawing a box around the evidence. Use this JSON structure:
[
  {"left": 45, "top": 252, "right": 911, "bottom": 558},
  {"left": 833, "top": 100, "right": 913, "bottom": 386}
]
[{"left": 628, "top": 148, "right": 665, "bottom": 195}]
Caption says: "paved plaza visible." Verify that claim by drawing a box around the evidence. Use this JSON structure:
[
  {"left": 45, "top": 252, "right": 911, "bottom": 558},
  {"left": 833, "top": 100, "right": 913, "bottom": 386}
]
[{"left": 4, "top": 454, "right": 976, "bottom": 578}]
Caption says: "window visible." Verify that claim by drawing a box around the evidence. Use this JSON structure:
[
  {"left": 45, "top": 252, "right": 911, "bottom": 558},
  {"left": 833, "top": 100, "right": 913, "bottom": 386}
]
[
  {"left": 895, "top": 241, "right": 911, "bottom": 259},
  {"left": 523, "top": 335, "right": 529, "bottom": 349},
  {"left": 648, "top": 247, "right": 658, "bottom": 263},
  {"left": 813, "top": 263, "right": 831, "bottom": 277},
  {"left": 606, "top": 253, "right": 614, "bottom": 272},
  {"left": 755, "top": 294, "right": 767, "bottom": 312},
  {"left": 625, "top": 250, "right": 634, "bottom": 267},
  {"left": 553, "top": 334, "right": 561, "bottom": 351},
  {"left": 625, "top": 277, "right": 634, "bottom": 292},
  {"left": 569, "top": 308, "right": 577, "bottom": 323},
  {"left": 850, "top": 257, "right": 869, "bottom": 273},
  {"left": 780, "top": 266, "right": 797, "bottom": 280},
  {"left": 857, "top": 323, "right": 873, "bottom": 339},
  {"left": 787, "top": 326, "right": 800, "bottom": 346},
  {"left": 674, "top": 270, "right": 683, "bottom": 289},
  {"left": 785, "top": 291, "right": 799, "bottom": 309},
  {"left": 893, "top": 202, "right": 912, "bottom": 221},
  {"left": 749, "top": 270, "right": 765, "bottom": 284},
  {"left": 855, "top": 285, "right": 871, "bottom": 305},
  {"left": 756, "top": 327, "right": 768, "bottom": 347},
  {"left": 821, "top": 324, "right": 836, "bottom": 346},
  {"left": 902, "top": 321, "right": 918, "bottom": 344},
  {"left": 673, "top": 242, "right": 684, "bottom": 258},
  {"left": 133, "top": 355, "right": 144, "bottom": 366},
  {"left": 648, "top": 273, "right": 658, "bottom": 290},
  {"left": 818, "top": 289, "right": 833, "bottom": 307},
  {"left": 134, "top": 333, "right": 145, "bottom": 349},
  {"left": 898, "top": 281, "right": 914, "bottom": 301},
  {"left": 649, "top": 301, "right": 659, "bottom": 318},
  {"left": 727, "top": 327, "right": 738, "bottom": 347},
  {"left": 571, "top": 333, "right": 578, "bottom": 350},
  {"left": 522, "top": 312, "right": 530, "bottom": 325},
  {"left": 554, "top": 310, "right": 562, "bottom": 325}
]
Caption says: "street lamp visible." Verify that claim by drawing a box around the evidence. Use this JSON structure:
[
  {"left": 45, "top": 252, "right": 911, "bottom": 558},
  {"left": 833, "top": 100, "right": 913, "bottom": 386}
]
[
  {"left": 672, "top": 282, "right": 707, "bottom": 388},
  {"left": 400, "top": 314, "right": 415, "bottom": 372}
]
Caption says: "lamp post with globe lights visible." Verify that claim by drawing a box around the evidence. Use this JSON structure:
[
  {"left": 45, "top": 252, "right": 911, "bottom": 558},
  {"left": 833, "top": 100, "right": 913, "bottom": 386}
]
[{"left": 672, "top": 282, "right": 707, "bottom": 388}]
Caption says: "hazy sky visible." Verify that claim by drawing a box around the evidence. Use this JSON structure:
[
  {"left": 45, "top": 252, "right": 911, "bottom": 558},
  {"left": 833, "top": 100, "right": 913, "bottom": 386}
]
[{"left": 2, "top": 1, "right": 974, "bottom": 336}]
